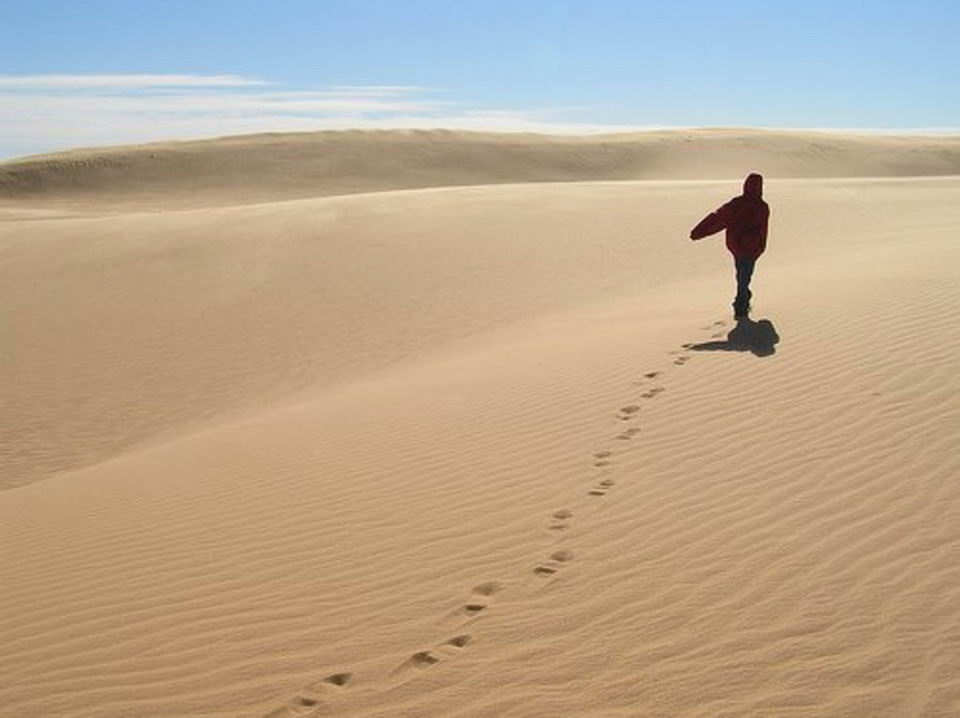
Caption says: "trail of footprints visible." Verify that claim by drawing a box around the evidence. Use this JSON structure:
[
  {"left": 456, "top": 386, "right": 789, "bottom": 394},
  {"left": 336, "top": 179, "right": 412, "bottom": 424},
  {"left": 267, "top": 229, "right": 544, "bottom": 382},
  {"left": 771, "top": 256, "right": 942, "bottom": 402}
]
[
  {"left": 266, "top": 583, "right": 503, "bottom": 715},
  {"left": 264, "top": 323, "right": 722, "bottom": 715}
]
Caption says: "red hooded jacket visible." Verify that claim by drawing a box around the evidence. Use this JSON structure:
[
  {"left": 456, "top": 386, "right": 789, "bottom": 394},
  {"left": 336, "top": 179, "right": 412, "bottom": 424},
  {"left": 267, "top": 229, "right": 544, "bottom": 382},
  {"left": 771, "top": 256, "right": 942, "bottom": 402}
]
[{"left": 690, "top": 173, "right": 769, "bottom": 259}]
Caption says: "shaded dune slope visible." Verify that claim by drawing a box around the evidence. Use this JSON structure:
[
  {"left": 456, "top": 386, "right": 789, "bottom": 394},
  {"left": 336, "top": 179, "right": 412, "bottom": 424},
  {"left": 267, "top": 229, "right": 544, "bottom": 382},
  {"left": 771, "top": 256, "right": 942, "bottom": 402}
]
[{"left": 2, "top": 129, "right": 960, "bottom": 208}]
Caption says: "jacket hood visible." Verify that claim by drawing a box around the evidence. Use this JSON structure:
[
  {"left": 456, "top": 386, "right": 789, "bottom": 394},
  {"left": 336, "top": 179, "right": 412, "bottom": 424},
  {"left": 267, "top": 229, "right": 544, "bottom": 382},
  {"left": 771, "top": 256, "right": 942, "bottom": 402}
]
[{"left": 743, "top": 173, "right": 763, "bottom": 198}]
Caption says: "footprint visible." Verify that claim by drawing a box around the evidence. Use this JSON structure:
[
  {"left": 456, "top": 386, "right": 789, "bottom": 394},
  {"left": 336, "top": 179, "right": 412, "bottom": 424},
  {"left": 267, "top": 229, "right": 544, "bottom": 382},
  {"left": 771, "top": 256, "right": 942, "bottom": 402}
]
[
  {"left": 472, "top": 581, "right": 502, "bottom": 596},
  {"left": 549, "top": 508, "right": 573, "bottom": 531},
  {"left": 312, "top": 674, "right": 352, "bottom": 688},
  {"left": 534, "top": 550, "right": 574, "bottom": 577},
  {"left": 674, "top": 356, "right": 689, "bottom": 365},
  {"left": 592, "top": 450, "right": 613, "bottom": 467},
  {"left": 641, "top": 387, "right": 665, "bottom": 399},
  {"left": 616, "top": 427, "right": 641, "bottom": 440},
  {"left": 263, "top": 697, "right": 322, "bottom": 717},
  {"left": 617, "top": 404, "right": 640, "bottom": 420},
  {"left": 454, "top": 581, "right": 502, "bottom": 618},
  {"left": 409, "top": 651, "right": 440, "bottom": 667},
  {"left": 446, "top": 634, "right": 471, "bottom": 648},
  {"left": 265, "top": 673, "right": 352, "bottom": 717},
  {"left": 589, "top": 478, "right": 615, "bottom": 496},
  {"left": 644, "top": 371, "right": 659, "bottom": 379},
  {"left": 402, "top": 635, "right": 472, "bottom": 672}
]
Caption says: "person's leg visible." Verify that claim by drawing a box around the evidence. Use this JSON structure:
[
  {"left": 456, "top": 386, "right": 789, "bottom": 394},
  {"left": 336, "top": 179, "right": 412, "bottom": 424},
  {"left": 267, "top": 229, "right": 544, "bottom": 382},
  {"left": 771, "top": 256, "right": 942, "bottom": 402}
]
[{"left": 733, "top": 257, "right": 755, "bottom": 315}]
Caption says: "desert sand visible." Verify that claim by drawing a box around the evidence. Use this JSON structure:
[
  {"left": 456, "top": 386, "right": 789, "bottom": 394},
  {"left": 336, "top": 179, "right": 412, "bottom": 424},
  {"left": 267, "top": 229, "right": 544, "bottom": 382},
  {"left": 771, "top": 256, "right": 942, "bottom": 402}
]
[{"left": 1, "top": 130, "right": 959, "bottom": 717}]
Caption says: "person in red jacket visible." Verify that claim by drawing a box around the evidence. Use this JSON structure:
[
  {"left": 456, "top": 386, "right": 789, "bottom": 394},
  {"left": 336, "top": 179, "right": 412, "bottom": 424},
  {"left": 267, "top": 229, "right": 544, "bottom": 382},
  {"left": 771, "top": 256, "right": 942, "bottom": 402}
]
[{"left": 690, "top": 173, "right": 769, "bottom": 318}]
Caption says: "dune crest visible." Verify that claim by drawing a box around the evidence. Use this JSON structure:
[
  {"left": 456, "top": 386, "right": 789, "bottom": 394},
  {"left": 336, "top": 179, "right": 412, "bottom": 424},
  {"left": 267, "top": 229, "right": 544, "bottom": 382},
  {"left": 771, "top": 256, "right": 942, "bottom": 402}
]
[{"left": 2, "top": 128, "right": 959, "bottom": 209}]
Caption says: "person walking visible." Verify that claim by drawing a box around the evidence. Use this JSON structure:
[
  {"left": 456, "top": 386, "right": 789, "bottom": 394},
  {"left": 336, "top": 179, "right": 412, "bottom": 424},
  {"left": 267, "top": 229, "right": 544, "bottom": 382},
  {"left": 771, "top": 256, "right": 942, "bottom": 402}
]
[{"left": 689, "top": 173, "right": 769, "bottom": 318}]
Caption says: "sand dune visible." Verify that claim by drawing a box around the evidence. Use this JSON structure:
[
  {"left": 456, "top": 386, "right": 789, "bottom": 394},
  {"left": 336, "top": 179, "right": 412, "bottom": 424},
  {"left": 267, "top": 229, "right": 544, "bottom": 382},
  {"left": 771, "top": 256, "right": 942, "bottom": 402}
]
[
  {"left": 1, "top": 131, "right": 959, "bottom": 716},
  {"left": 2, "top": 128, "right": 959, "bottom": 209}
]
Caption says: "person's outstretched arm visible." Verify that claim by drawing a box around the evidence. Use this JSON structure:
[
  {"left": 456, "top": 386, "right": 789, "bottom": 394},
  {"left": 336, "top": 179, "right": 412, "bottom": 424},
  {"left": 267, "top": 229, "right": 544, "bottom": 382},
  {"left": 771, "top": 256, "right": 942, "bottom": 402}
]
[{"left": 690, "top": 201, "right": 732, "bottom": 240}]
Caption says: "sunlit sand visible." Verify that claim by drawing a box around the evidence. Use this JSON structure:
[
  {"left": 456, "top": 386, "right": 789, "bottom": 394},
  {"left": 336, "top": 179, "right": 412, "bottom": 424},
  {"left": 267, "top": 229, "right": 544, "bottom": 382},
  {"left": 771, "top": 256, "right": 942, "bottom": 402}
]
[{"left": 2, "top": 130, "right": 958, "bottom": 716}]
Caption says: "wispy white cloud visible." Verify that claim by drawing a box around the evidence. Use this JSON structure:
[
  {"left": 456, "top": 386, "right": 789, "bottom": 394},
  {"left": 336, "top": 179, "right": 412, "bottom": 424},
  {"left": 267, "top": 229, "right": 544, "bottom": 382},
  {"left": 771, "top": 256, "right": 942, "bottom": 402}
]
[
  {"left": 0, "top": 73, "right": 266, "bottom": 89},
  {"left": 326, "top": 85, "right": 440, "bottom": 96},
  {"left": 0, "top": 74, "right": 644, "bottom": 159},
  {"left": 0, "top": 91, "right": 449, "bottom": 115}
]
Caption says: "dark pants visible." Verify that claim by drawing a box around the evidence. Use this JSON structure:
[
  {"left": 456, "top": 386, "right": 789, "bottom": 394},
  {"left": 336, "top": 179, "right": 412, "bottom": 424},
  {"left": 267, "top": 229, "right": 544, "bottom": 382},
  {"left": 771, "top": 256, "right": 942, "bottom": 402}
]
[{"left": 734, "top": 257, "right": 756, "bottom": 311}]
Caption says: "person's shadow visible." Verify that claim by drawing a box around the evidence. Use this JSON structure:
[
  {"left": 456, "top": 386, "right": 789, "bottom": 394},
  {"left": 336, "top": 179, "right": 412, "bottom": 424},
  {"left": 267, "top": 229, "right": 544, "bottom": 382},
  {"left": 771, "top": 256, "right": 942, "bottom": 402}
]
[{"left": 689, "top": 317, "right": 780, "bottom": 357}]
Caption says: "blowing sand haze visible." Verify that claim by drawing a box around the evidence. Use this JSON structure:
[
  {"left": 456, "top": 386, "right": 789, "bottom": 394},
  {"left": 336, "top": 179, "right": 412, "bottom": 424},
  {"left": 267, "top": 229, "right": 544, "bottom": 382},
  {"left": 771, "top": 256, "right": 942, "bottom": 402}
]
[{"left": 2, "top": 129, "right": 960, "bottom": 717}]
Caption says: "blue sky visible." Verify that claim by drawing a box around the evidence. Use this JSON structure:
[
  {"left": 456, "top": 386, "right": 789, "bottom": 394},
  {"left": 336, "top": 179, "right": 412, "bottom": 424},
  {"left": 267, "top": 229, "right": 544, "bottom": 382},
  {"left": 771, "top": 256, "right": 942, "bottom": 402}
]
[{"left": 1, "top": 0, "right": 957, "bottom": 158}]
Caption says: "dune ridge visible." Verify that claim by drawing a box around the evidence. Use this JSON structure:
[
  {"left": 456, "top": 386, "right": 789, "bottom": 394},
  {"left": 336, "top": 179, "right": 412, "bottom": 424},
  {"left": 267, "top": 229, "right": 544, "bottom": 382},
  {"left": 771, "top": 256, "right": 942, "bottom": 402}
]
[{"left": 2, "top": 128, "right": 960, "bottom": 209}]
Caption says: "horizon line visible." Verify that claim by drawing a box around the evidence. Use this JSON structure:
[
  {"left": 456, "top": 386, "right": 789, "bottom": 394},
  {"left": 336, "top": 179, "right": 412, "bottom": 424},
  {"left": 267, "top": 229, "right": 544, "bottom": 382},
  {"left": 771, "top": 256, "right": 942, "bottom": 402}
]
[{"left": 5, "top": 124, "right": 960, "bottom": 163}]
